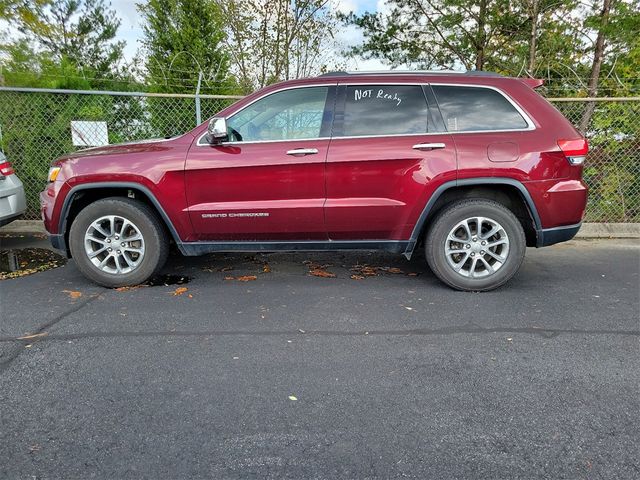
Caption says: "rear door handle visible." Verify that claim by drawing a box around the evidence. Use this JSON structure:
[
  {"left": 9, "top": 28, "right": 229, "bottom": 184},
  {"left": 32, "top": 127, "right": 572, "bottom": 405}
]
[
  {"left": 412, "top": 142, "right": 446, "bottom": 151},
  {"left": 286, "top": 148, "right": 319, "bottom": 156}
]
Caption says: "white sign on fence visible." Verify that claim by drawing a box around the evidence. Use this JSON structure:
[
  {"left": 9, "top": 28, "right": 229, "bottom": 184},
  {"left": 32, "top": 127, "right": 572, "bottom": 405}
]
[{"left": 70, "top": 121, "right": 109, "bottom": 147}]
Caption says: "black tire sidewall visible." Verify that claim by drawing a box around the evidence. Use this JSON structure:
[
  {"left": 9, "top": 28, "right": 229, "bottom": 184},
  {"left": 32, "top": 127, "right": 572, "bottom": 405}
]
[
  {"left": 69, "top": 198, "right": 168, "bottom": 288},
  {"left": 426, "top": 200, "right": 526, "bottom": 291}
]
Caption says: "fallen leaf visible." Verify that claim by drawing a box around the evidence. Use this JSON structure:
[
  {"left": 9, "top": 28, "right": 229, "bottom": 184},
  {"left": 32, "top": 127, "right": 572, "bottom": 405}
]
[
  {"left": 17, "top": 332, "right": 48, "bottom": 340},
  {"left": 262, "top": 263, "right": 271, "bottom": 273},
  {"left": 288, "top": 395, "right": 298, "bottom": 401},
  {"left": 188, "top": 294, "right": 193, "bottom": 298},
  {"left": 507, "top": 337, "right": 513, "bottom": 342},
  {"left": 237, "top": 275, "right": 257, "bottom": 282},
  {"left": 386, "top": 267, "right": 403, "bottom": 274},
  {"left": 350, "top": 274, "right": 365, "bottom": 280},
  {"left": 172, "top": 287, "right": 188, "bottom": 296},
  {"left": 309, "top": 269, "right": 336, "bottom": 278},
  {"left": 224, "top": 276, "right": 235, "bottom": 281},
  {"left": 404, "top": 306, "right": 414, "bottom": 311},
  {"left": 360, "top": 266, "right": 378, "bottom": 276},
  {"left": 63, "top": 290, "right": 82, "bottom": 299},
  {"left": 298, "top": 329, "right": 306, "bottom": 333},
  {"left": 221, "top": 266, "right": 234, "bottom": 272},
  {"left": 115, "top": 285, "right": 141, "bottom": 292},
  {"left": 407, "top": 272, "right": 419, "bottom": 277}
]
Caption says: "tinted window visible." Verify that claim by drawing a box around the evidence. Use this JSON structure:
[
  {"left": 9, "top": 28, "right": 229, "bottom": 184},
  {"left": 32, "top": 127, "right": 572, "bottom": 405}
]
[
  {"left": 227, "top": 87, "right": 328, "bottom": 142},
  {"left": 340, "top": 85, "right": 429, "bottom": 137},
  {"left": 432, "top": 85, "right": 528, "bottom": 132}
]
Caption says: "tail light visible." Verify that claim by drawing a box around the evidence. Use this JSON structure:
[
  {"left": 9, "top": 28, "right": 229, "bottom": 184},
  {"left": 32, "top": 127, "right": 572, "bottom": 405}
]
[
  {"left": 0, "top": 161, "right": 14, "bottom": 176},
  {"left": 558, "top": 138, "right": 588, "bottom": 165}
]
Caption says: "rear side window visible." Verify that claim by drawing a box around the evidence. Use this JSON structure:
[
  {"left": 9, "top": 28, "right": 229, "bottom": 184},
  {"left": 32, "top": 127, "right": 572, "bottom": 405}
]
[
  {"left": 432, "top": 85, "right": 529, "bottom": 132},
  {"left": 339, "top": 85, "right": 429, "bottom": 137}
]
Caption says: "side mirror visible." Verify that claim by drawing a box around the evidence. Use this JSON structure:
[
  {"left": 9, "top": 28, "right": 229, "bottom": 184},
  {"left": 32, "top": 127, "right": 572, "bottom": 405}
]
[{"left": 207, "top": 117, "right": 228, "bottom": 143}]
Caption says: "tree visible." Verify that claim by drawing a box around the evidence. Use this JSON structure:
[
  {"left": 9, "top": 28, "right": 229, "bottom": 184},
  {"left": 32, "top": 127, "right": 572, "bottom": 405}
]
[
  {"left": 340, "top": 0, "right": 535, "bottom": 71},
  {"left": 137, "top": 0, "right": 232, "bottom": 94},
  {"left": 219, "top": 0, "right": 338, "bottom": 93},
  {"left": 3, "top": 0, "right": 126, "bottom": 79}
]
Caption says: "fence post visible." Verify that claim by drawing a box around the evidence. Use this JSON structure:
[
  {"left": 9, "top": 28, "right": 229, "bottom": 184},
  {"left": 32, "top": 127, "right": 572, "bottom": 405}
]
[{"left": 195, "top": 71, "right": 203, "bottom": 126}]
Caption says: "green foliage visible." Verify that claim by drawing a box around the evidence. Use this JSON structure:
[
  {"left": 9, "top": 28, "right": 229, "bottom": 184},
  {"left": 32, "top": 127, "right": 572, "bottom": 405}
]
[
  {"left": 3, "top": 0, "right": 126, "bottom": 79},
  {"left": 137, "top": 0, "right": 232, "bottom": 93},
  {"left": 137, "top": 0, "right": 235, "bottom": 135}
]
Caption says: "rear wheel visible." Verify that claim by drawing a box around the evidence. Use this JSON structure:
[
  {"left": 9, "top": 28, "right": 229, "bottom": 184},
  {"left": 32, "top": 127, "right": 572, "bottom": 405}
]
[
  {"left": 69, "top": 197, "right": 169, "bottom": 287},
  {"left": 425, "top": 199, "right": 526, "bottom": 291}
]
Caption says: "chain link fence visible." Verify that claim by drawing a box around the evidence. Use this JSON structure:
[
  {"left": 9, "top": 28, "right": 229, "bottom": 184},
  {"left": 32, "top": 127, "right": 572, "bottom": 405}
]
[{"left": 0, "top": 87, "right": 638, "bottom": 223}]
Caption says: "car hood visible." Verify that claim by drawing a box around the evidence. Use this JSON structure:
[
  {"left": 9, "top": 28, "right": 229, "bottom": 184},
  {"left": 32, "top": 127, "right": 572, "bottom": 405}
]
[{"left": 57, "top": 137, "right": 178, "bottom": 162}]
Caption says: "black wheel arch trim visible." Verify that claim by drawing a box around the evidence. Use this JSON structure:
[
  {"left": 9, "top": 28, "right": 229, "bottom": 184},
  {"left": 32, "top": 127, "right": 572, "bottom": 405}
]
[
  {"left": 57, "top": 182, "right": 184, "bottom": 254},
  {"left": 403, "top": 177, "right": 543, "bottom": 258}
]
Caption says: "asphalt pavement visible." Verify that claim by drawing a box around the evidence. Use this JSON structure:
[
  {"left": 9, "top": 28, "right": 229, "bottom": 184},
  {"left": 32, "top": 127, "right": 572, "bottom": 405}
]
[{"left": 0, "top": 237, "right": 639, "bottom": 479}]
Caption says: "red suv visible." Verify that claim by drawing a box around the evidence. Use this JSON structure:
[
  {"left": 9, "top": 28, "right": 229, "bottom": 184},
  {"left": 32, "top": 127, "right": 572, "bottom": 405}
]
[{"left": 41, "top": 71, "right": 588, "bottom": 291}]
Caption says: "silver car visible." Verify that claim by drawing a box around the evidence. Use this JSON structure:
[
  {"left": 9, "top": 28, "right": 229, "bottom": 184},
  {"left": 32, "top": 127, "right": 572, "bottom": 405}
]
[{"left": 0, "top": 150, "right": 27, "bottom": 226}]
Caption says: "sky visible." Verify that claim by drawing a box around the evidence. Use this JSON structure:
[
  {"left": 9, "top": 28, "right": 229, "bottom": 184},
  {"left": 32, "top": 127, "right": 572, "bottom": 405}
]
[{"left": 111, "top": 0, "right": 389, "bottom": 71}]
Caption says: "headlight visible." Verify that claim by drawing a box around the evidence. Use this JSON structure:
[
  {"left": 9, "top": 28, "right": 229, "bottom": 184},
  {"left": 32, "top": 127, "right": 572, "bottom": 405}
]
[{"left": 48, "top": 166, "right": 61, "bottom": 182}]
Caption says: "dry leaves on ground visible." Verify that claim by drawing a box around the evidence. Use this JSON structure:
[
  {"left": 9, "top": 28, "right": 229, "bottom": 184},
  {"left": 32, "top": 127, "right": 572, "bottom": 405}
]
[
  {"left": 63, "top": 289, "right": 82, "bottom": 299},
  {"left": 172, "top": 287, "right": 188, "bottom": 296},
  {"left": 304, "top": 261, "right": 336, "bottom": 278},
  {"left": 309, "top": 269, "right": 336, "bottom": 278},
  {"left": 237, "top": 275, "right": 258, "bottom": 282},
  {"left": 225, "top": 275, "right": 258, "bottom": 282},
  {"left": 114, "top": 285, "right": 143, "bottom": 292}
]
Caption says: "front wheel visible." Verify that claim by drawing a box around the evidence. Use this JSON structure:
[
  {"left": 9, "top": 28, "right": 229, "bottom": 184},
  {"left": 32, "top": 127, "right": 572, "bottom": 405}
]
[
  {"left": 69, "top": 197, "right": 169, "bottom": 288},
  {"left": 425, "top": 199, "right": 526, "bottom": 291}
]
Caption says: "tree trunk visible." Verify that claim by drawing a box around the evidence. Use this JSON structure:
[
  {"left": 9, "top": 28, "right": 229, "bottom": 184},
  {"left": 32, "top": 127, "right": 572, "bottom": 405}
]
[
  {"left": 475, "top": 0, "right": 487, "bottom": 70},
  {"left": 579, "top": 0, "right": 614, "bottom": 134},
  {"left": 528, "top": 0, "right": 539, "bottom": 74}
]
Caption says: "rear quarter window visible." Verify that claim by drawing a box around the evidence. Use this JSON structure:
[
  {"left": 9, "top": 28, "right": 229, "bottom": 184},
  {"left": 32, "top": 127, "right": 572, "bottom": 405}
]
[{"left": 432, "top": 85, "right": 529, "bottom": 132}]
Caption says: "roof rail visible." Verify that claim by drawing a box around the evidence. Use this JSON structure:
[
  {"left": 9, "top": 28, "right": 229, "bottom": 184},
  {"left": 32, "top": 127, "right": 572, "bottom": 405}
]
[{"left": 318, "top": 70, "right": 503, "bottom": 77}]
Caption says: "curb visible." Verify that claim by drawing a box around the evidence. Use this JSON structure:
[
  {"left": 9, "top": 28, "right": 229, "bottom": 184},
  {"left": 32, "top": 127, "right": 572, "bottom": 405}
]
[
  {"left": 1, "top": 220, "right": 47, "bottom": 234},
  {"left": 1, "top": 220, "right": 639, "bottom": 239},
  {"left": 575, "top": 223, "right": 640, "bottom": 239}
]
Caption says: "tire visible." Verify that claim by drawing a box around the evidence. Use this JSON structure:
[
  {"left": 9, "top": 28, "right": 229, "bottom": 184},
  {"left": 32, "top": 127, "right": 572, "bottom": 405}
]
[
  {"left": 425, "top": 199, "right": 526, "bottom": 292},
  {"left": 69, "top": 197, "right": 169, "bottom": 288}
]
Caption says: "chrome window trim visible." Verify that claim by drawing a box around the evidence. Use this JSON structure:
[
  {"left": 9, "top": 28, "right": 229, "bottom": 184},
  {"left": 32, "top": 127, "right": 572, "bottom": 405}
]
[
  {"left": 196, "top": 81, "right": 536, "bottom": 146},
  {"left": 196, "top": 83, "right": 336, "bottom": 147},
  {"left": 429, "top": 82, "right": 536, "bottom": 132}
]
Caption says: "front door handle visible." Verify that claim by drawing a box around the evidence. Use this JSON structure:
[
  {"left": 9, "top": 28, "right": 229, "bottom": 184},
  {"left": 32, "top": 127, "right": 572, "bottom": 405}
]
[
  {"left": 286, "top": 148, "right": 319, "bottom": 156},
  {"left": 412, "top": 142, "right": 446, "bottom": 151}
]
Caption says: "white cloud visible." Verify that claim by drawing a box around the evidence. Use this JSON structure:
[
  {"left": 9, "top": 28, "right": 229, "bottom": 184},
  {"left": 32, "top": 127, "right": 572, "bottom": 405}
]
[
  {"left": 376, "top": 0, "right": 392, "bottom": 16},
  {"left": 332, "top": 0, "right": 359, "bottom": 14}
]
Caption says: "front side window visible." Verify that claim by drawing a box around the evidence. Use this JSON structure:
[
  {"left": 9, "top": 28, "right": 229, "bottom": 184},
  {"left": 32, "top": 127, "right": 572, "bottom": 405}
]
[
  {"left": 226, "top": 87, "right": 329, "bottom": 142},
  {"left": 432, "top": 85, "right": 529, "bottom": 132},
  {"left": 339, "top": 85, "right": 429, "bottom": 137}
]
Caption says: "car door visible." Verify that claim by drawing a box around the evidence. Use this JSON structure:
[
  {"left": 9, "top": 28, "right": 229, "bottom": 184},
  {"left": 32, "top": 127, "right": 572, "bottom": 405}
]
[
  {"left": 325, "top": 83, "right": 457, "bottom": 241},
  {"left": 185, "top": 85, "right": 335, "bottom": 241}
]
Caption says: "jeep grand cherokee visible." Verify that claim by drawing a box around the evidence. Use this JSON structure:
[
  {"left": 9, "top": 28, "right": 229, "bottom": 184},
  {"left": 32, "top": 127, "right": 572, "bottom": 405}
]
[{"left": 40, "top": 71, "right": 588, "bottom": 291}]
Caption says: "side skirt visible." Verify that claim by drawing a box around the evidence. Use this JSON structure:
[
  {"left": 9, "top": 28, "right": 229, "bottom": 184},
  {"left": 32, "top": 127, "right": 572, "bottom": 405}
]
[{"left": 177, "top": 240, "right": 411, "bottom": 257}]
